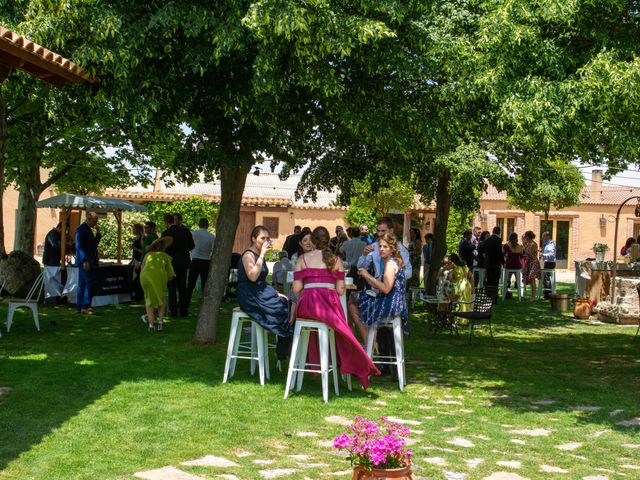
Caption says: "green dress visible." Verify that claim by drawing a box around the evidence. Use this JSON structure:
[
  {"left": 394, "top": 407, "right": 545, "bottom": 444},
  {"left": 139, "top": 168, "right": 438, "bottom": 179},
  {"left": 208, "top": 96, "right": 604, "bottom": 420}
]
[{"left": 140, "top": 251, "right": 175, "bottom": 308}]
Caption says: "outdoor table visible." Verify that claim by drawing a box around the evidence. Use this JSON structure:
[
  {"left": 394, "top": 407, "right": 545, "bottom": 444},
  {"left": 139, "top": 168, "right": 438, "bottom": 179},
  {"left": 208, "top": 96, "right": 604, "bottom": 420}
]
[
  {"left": 424, "top": 296, "right": 460, "bottom": 336},
  {"left": 62, "top": 263, "right": 132, "bottom": 307}
]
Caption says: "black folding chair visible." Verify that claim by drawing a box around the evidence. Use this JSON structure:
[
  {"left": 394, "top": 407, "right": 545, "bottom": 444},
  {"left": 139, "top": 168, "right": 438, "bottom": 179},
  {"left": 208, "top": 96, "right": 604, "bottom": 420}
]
[{"left": 453, "top": 286, "right": 497, "bottom": 345}]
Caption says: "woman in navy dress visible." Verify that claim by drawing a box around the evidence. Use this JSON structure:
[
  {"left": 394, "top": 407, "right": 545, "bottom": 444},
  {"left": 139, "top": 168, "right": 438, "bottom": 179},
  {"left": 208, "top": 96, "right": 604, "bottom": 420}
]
[{"left": 237, "top": 225, "right": 293, "bottom": 360}]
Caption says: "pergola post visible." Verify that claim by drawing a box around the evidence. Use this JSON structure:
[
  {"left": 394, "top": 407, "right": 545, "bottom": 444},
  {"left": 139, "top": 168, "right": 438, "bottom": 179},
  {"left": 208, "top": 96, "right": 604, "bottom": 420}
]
[
  {"left": 115, "top": 211, "right": 123, "bottom": 264},
  {"left": 60, "top": 207, "right": 68, "bottom": 270}
]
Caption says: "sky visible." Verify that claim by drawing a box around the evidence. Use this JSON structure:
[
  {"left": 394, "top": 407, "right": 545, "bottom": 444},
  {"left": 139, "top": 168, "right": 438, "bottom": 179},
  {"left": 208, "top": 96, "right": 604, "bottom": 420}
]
[{"left": 580, "top": 166, "right": 640, "bottom": 189}]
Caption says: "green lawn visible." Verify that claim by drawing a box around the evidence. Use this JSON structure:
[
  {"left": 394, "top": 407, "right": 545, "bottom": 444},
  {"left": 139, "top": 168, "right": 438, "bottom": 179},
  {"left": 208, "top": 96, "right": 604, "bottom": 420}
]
[{"left": 0, "top": 286, "right": 639, "bottom": 480}]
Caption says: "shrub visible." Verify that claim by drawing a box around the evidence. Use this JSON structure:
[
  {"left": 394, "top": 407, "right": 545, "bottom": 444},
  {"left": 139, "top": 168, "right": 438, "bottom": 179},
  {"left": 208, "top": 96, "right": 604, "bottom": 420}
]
[{"left": 97, "top": 211, "right": 149, "bottom": 260}]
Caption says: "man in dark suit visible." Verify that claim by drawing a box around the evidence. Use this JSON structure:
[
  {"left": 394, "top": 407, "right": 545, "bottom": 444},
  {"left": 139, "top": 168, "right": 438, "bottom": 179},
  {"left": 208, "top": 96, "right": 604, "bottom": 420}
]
[
  {"left": 283, "top": 225, "right": 302, "bottom": 259},
  {"left": 482, "top": 226, "right": 504, "bottom": 302},
  {"left": 75, "top": 212, "right": 101, "bottom": 314},
  {"left": 457, "top": 230, "right": 475, "bottom": 269},
  {"left": 162, "top": 212, "right": 195, "bottom": 317}
]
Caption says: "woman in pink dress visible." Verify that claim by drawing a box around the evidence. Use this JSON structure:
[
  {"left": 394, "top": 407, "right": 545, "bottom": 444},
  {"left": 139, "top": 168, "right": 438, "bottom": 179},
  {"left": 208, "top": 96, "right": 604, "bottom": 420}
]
[
  {"left": 292, "top": 226, "right": 380, "bottom": 388},
  {"left": 522, "top": 230, "right": 541, "bottom": 301}
]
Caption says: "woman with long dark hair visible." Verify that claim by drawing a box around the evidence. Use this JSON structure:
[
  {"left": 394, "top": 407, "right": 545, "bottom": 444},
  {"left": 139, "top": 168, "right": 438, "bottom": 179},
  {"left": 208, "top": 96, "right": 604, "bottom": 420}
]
[
  {"left": 292, "top": 226, "right": 379, "bottom": 388},
  {"left": 237, "top": 225, "right": 293, "bottom": 361},
  {"left": 522, "top": 230, "right": 541, "bottom": 301}
]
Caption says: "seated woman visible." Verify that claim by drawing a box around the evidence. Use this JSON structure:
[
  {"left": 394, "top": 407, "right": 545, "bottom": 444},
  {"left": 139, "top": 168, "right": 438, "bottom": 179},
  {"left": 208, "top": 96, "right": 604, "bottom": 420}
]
[
  {"left": 448, "top": 253, "right": 473, "bottom": 312},
  {"left": 292, "top": 227, "right": 379, "bottom": 388},
  {"left": 356, "top": 233, "right": 409, "bottom": 340},
  {"left": 237, "top": 226, "right": 293, "bottom": 361},
  {"left": 621, "top": 237, "right": 636, "bottom": 256}
]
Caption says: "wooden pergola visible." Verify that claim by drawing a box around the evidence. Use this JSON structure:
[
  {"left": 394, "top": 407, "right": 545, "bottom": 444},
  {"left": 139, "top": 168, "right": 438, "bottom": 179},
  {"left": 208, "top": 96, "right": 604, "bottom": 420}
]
[
  {"left": 36, "top": 194, "right": 146, "bottom": 269},
  {"left": 0, "top": 26, "right": 99, "bottom": 86}
]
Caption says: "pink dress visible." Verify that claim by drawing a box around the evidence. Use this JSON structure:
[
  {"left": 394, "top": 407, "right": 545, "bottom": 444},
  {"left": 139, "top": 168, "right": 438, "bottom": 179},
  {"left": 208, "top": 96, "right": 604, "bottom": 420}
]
[{"left": 294, "top": 267, "right": 380, "bottom": 388}]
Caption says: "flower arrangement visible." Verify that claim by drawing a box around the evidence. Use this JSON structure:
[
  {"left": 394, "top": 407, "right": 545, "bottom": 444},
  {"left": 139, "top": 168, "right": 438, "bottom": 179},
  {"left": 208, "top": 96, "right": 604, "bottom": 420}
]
[
  {"left": 333, "top": 416, "right": 412, "bottom": 471},
  {"left": 592, "top": 243, "right": 609, "bottom": 253}
]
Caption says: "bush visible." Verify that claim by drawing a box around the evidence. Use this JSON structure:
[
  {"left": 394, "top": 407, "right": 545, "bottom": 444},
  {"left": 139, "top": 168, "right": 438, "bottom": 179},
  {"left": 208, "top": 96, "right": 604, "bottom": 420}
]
[
  {"left": 97, "top": 211, "right": 149, "bottom": 260},
  {"left": 145, "top": 198, "right": 220, "bottom": 231}
]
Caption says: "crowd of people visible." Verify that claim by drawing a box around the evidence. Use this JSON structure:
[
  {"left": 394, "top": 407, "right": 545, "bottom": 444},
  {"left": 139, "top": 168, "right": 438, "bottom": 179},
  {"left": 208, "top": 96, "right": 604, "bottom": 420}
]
[
  {"left": 446, "top": 226, "right": 557, "bottom": 302},
  {"left": 238, "top": 217, "right": 411, "bottom": 385}
]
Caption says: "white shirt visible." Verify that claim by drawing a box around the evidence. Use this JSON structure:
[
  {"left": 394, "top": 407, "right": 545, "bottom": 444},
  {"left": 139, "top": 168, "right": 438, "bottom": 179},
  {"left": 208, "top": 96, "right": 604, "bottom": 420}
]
[{"left": 191, "top": 228, "right": 215, "bottom": 260}]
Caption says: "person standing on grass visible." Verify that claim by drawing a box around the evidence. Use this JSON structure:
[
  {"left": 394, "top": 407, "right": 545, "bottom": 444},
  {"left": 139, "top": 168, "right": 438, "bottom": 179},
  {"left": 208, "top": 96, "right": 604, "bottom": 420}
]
[
  {"left": 141, "top": 221, "right": 158, "bottom": 258},
  {"left": 162, "top": 213, "right": 195, "bottom": 317},
  {"left": 482, "top": 226, "right": 504, "bottom": 302},
  {"left": 522, "top": 230, "right": 541, "bottom": 301},
  {"left": 75, "top": 211, "right": 101, "bottom": 315},
  {"left": 540, "top": 231, "right": 556, "bottom": 299},
  {"left": 186, "top": 218, "right": 215, "bottom": 309},
  {"left": 140, "top": 236, "right": 175, "bottom": 332}
]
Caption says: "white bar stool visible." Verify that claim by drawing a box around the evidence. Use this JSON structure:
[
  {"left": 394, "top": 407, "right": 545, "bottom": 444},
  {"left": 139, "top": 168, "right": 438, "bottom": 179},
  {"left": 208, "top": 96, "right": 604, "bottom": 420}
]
[
  {"left": 223, "top": 308, "right": 269, "bottom": 385},
  {"left": 502, "top": 269, "right": 523, "bottom": 301},
  {"left": 473, "top": 268, "right": 486, "bottom": 288},
  {"left": 537, "top": 269, "right": 557, "bottom": 297},
  {"left": 284, "top": 319, "right": 340, "bottom": 403},
  {"left": 366, "top": 316, "right": 406, "bottom": 391}
]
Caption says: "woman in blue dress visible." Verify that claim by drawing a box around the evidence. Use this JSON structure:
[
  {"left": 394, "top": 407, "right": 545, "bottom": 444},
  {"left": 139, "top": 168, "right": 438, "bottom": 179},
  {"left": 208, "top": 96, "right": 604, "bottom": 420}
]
[
  {"left": 237, "top": 226, "right": 293, "bottom": 360},
  {"left": 357, "top": 232, "right": 409, "bottom": 332}
]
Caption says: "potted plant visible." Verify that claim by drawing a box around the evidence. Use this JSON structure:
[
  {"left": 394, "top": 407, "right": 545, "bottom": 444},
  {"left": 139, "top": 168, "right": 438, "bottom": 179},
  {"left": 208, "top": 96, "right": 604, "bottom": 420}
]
[
  {"left": 333, "top": 417, "right": 415, "bottom": 480},
  {"left": 592, "top": 243, "right": 609, "bottom": 262}
]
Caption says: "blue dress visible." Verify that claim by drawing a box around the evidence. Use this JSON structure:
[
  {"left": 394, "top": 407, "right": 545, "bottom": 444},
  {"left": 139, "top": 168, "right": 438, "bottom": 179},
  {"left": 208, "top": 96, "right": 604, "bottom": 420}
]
[
  {"left": 358, "top": 258, "right": 409, "bottom": 332},
  {"left": 237, "top": 250, "right": 293, "bottom": 342}
]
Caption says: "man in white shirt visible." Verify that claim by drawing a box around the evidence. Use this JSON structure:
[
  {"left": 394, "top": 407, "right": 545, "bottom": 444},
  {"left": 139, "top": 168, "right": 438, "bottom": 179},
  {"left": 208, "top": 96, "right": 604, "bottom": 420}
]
[{"left": 186, "top": 218, "right": 215, "bottom": 309}]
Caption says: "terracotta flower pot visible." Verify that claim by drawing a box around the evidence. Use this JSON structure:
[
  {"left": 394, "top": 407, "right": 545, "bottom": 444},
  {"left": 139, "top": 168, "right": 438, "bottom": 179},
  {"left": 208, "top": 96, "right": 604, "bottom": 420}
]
[
  {"left": 352, "top": 465, "right": 415, "bottom": 480},
  {"left": 573, "top": 299, "right": 592, "bottom": 319}
]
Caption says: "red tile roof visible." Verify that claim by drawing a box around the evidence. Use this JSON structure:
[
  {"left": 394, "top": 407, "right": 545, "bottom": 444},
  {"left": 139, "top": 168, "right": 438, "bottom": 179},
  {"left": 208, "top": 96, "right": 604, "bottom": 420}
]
[
  {"left": 481, "top": 183, "right": 640, "bottom": 206},
  {"left": 0, "top": 26, "right": 99, "bottom": 85}
]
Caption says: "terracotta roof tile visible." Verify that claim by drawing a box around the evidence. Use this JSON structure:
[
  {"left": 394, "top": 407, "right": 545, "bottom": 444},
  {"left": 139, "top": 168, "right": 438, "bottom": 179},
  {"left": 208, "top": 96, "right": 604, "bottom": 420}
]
[{"left": 0, "top": 26, "right": 99, "bottom": 85}]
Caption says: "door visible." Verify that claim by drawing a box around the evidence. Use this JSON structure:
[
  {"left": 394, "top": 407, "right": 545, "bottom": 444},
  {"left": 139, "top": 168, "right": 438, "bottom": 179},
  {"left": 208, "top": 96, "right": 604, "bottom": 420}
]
[
  {"left": 233, "top": 211, "right": 256, "bottom": 253},
  {"left": 539, "top": 219, "right": 570, "bottom": 269}
]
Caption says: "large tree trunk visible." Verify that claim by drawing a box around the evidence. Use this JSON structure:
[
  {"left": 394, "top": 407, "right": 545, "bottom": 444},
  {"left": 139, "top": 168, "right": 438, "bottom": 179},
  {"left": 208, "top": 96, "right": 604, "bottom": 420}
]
[
  {"left": 0, "top": 94, "right": 7, "bottom": 257},
  {"left": 426, "top": 170, "right": 451, "bottom": 295},
  {"left": 14, "top": 165, "right": 41, "bottom": 255},
  {"left": 193, "top": 164, "right": 250, "bottom": 345}
]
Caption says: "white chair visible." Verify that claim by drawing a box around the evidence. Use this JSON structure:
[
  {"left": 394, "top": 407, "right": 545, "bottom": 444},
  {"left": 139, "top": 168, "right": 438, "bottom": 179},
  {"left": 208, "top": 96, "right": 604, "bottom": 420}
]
[
  {"left": 537, "top": 269, "right": 557, "bottom": 297},
  {"left": 473, "top": 268, "right": 487, "bottom": 288},
  {"left": 7, "top": 272, "right": 44, "bottom": 333},
  {"left": 223, "top": 308, "right": 269, "bottom": 385},
  {"left": 366, "top": 316, "right": 406, "bottom": 391},
  {"left": 284, "top": 318, "right": 340, "bottom": 403},
  {"left": 502, "top": 269, "right": 523, "bottom": 301}
]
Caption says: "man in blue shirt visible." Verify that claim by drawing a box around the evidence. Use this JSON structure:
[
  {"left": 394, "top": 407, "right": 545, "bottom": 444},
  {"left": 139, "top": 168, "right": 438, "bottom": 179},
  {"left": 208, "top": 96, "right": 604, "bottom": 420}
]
[
  {"left": 359, "top": 224, "right": 374, "bottom": 245},
  {"left": 75, "top": 212, "right": 101, "bottom": 314},
  {"left": 422, "top": 233, "right": 433, "bottom": 283},
  {"left": 541, "top": 231, "right": 556, "bottom": 299}
]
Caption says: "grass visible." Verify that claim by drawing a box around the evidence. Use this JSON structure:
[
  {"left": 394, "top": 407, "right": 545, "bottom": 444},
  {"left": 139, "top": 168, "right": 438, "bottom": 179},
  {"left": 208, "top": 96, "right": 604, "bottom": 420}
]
[{"left": 0, "top": 284, "right": 639, "bottom": 480}]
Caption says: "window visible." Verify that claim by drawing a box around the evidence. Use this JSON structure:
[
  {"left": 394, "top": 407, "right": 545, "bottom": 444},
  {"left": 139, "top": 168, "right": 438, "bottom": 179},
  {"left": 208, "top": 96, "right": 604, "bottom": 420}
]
[
  {"left": 496, "top": 217, "right": 516, "bottom": 238},
  {"left": 263, "top": 217, "right": 280, "bottom": 239},
  {"left": 539, "top": 219, "right": 570, "bottom": 269}
]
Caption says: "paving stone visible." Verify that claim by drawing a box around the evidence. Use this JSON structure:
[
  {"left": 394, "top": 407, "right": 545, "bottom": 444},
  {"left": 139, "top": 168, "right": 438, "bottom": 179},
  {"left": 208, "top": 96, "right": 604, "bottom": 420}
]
[
  {"left": 621, "top": 465, "right": 640, "bottom": 470},
  {"left": 410, "top": 429, "right": 424, "bottom": 435},
  {"left": 0, "top": 387, "right": 13, "bottom": 396},
  {"left": 540, "top": 465, "right": 568, "bottom": 474},
  {"left": 510, "top": 439, "right": 526, "bottom": 445},
  {"left": 423, "top": 446, "right": 457, "bottom": 453},
  {"left": 508, "top": 429, "right": 552, "bottom": 437},
  {"left": 445, "top": 395, "right": 465, "bottom": 399},
  {"left": 472, "top": 434, "right": 490, "bottom": 441},
  {"left": 610, "top": 409, "right": 624, "bottom": 416},
  {"left": 556, "top": 442, "right": 582, "bottom": 451},
  {"left": 444, "top": 472, "right": 467, "bottom": 480},
  {"left": 447, "top": 437, "right": 475, "bottom": 448},
  {"left": 327, "top": 470, "right": 352, "bottom": 476},
  {"left": 425, "top": 457, "right": 448, "bottom": 466},
  {"left": 459, "top": 409, "right": 474, "bottom": 414},
  {"left": 296, "top": 432, "right": 319, "bottom": 437},
  {"left": 259, "top": 469, "right": 297, "bottom": 479},
  {"left": 405, "top": 438, "right": 420, "bottom": 446},
  {"left": 482, "top": 473, "right": 529, "bottom": 480},
  {"left": 529, "top": 406, "right": 540, "bottom": 410},
  {"left": 181, "top": 456, "right": 239, "bottom": 468},
  {"left": 325, "top": 416, "right": 352, "bottom": 426},
  {"left": 582, "top": 476, "right": 609, "bottom": 480},
  {"left": 385, "top": 416, "right": 422, "bottom": 426},
  {"left": 254, "top": 459, "right": 276, "bottom": 465},
  {"left": 317, "top": 440, "right": 334, "bottom": 448},
  {"left": 443, "top": 427, "right": 459, "bottom": 432},
  {"left": 588, "top": 430, "right": 610, "bottom": 438},
  {"left": 532, "top": 400, "right": 556, "bottom": 405},
  {"left": 217, "top": 475, "right": 240, "bottom": 480},
  {"left": 496, "top": 461, "right": 521, "bottom": 469},
  {"left": 134, "top": 467, "right": 206, "bottom": 480},
  {"left": 622, "top": 444, "right": 640, "bottom": 449},
  {"left": 574, "top": 405, "right": 601, "bottom": 412},
  {"left": 465, "top": 458, "right": 484, "bottom": 469},
  {"left": 423, "top": 416, "right": 436, "bottom": 420},
  {"left": 297, "top": 462, "right": 329, "bottom": 468},
  {"left": 567, "top": 454, "right": 588, "bottom": 461},
  {"left": 418, "top": 405, "right": 434, "bottom": 410},
  {"left": 428, "top": 376, "right": 441, "bottom": 382},
  {"left": 374, "top": 400, "right": 387, "bottom": 406},
  {"left": 363, "top": 406, "right": 380, "bottom": 411},
  {"left": 287, "top": 455, "right": 313, "bottom": 461},
  {"left": 236, "top": 451, "right": 253, "bottom": 457},
  {"left": 617, "top": 417, "right": 640, "bottom": 427},
  {"left": 437, "top": 400, "right": 463, "bottom": 405}
]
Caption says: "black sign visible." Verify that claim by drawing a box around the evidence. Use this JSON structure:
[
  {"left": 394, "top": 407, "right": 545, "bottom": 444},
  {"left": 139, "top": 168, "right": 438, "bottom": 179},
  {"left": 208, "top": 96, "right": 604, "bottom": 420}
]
[{"left": 94, "top": 265, "right": 132, "bottom": 296}]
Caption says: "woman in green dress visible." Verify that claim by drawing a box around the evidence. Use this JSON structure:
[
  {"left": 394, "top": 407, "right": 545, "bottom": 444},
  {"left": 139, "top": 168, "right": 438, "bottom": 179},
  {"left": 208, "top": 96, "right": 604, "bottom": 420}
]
[
  {"left": 140, "top": 236, "right": 175, "bottom": 332},
  {"left": 449, "top": 253, "right": 473, "bottom": 312}
]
